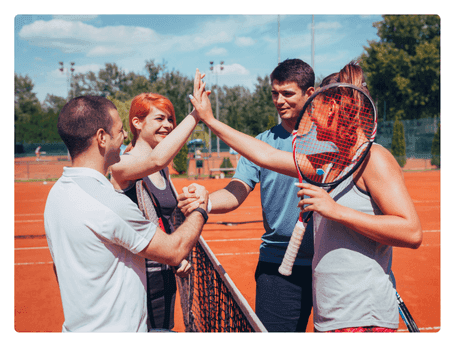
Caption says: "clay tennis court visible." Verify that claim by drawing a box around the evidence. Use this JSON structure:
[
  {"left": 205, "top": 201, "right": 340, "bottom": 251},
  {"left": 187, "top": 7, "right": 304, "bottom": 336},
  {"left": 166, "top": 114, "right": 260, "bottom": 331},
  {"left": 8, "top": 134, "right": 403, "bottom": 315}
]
[{"left": 14, "top": 167, "right": 440, "bottom": 333}]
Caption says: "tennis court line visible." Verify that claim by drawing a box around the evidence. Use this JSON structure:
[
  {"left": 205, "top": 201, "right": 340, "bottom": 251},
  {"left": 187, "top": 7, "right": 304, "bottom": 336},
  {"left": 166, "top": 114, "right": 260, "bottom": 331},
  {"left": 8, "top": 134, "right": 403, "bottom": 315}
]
[
  {"left": 397, "top": 326, "right": 440, "bottom": 332},
  {"left": 215, "top": 252, "right": 260, "bottom": 256},
  {"left": 15, "top": 261, "right": 53, "bottom": 266},
  {"left": 205, "top": 238, "right": 261, "bottom": 242},
  {"left": 13, "top": 230, "right": 440, "bottom": 251},
  {"left": 15, "top": 246, "right": 49, "bottom": 250},
  {"left": 15, "top": 213, "right": 44, "bottom": 217}
]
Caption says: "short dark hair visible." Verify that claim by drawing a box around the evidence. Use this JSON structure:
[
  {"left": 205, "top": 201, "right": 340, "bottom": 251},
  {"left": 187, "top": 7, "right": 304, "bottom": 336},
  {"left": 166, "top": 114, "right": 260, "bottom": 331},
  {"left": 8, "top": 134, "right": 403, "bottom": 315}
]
[
  {"left": 57, "top": 95, "right": 117, "bottom": 159},
  {"left": 270, "top": 59, "right": 315, "bottom": 92}
]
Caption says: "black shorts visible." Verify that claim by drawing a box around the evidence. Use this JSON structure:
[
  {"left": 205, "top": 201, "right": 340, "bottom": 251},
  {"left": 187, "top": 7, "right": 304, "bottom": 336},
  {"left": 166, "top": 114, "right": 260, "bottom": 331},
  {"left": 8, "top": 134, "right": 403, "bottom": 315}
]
[
  {"left": 146, "top": 267, "right": 177, "bottom": 331},
  {"left": 254, "top": 261, "right": 313, "bottom": 332}
]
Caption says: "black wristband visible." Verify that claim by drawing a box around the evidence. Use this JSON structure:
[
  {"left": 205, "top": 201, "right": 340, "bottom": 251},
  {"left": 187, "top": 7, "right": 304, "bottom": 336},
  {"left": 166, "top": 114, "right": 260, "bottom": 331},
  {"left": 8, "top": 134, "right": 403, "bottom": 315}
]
[{"left": 194, "top": 207, "right": 208, "bottom": 224}]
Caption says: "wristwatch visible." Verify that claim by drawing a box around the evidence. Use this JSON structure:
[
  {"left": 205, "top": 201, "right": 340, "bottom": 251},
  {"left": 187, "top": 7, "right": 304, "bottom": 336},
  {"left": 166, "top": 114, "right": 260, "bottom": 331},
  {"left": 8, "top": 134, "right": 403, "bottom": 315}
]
[{"left": 194, "top": 207, "right": 209, "bottom": 224}]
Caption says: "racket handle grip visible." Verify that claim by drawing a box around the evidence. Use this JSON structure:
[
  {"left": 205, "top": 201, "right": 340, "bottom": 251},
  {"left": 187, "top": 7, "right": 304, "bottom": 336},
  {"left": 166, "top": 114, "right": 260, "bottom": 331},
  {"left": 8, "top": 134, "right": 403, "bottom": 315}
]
[{"left": 278, "top": 220, "right": 306, "bottom": 276}]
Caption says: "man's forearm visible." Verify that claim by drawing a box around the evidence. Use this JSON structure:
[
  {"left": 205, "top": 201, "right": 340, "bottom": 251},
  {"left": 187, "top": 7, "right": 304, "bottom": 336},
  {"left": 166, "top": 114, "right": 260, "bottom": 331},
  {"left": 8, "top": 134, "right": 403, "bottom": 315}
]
[{"left": 209, "top": 180, "right": 252, "bottom": 214}]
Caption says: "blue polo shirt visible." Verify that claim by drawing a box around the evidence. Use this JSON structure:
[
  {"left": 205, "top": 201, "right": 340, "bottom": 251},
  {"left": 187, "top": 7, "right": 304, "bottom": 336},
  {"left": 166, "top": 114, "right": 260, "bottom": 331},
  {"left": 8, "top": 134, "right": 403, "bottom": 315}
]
[{"left": 233, "top": 124, "right": 314, "bottom": 266}]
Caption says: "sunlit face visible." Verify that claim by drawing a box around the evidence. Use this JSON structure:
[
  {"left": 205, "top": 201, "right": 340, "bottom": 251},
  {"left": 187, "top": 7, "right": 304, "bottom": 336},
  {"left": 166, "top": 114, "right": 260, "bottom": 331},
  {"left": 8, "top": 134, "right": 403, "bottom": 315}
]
[
  {"left": 137, "top": 107, "right": 175, "bottom": 148},
  {"left": 310, "top": 96, "right": 339, "bottom": 142},
  {"left": 105, "top": 109, "right": 127, "bottom": 167},
  {"left": 271, "top": 81, "right": 309, "bottom": 124}
]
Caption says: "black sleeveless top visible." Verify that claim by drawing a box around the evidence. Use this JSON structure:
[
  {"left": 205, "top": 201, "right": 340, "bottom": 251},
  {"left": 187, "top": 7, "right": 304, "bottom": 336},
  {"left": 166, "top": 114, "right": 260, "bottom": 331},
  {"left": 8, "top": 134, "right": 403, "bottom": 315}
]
[
  {"left": 117, "top": 155, "right": 177, "bottom": 234},
  {"left": 144, "top": 168, "right": 177, "bottom": 234}
]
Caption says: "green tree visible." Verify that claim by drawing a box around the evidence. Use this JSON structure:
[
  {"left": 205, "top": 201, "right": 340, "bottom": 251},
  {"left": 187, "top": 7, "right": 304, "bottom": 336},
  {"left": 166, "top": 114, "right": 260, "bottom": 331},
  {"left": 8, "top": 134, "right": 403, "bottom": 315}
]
[
  {"left": 173, "top": 144, "right": 189, "bottom": 174},
  {"left": 152, "top": 70, "right": 193, "bottom": 125},
  {"left": 431, "top": 122, "right": 440, "bottom": 168},
  {"left": 42, "top": 94, "right": 67, "bottom": 113},
  {"left": 108, "top": 97, "right": 133, "bottom": 144},
  {"left": 145, "top": 59, "right": 166, "bottom": 84},
  {"left": 73, "top": 70, "right": 99, "bottom": 97},
  {"left": 119, "top": 75, "right": 152, "bottom": 102},
  {"left": 391, "top": 118, "right": 406, "bottom": 167},
  {"left": 361, "top": 15, "right": 440, "bottom": 121},
  {"left": 15, "top": 73, "right": 43, "bottom": 143},
  {"left": 244, "top": 76, "right": 276, "bottom": 136},
  {"left": 220, "top": 157, "right": 233, "bottom": 169},
  {"left": 219, "top": 85, "right": 252, "bottom": 133},
  {"left": 97, "top": 63, "right": 128, "bottom": 98}
]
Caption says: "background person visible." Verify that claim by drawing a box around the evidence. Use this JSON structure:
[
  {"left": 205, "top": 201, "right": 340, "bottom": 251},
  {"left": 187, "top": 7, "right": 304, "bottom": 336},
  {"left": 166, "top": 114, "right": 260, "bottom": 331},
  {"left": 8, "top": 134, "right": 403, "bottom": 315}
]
[
  {"left": 35, "top": 145, "right": 41, "bottom": 161},
  {"left": 44, "top": 95, "right": 208, "bottom": 332}
]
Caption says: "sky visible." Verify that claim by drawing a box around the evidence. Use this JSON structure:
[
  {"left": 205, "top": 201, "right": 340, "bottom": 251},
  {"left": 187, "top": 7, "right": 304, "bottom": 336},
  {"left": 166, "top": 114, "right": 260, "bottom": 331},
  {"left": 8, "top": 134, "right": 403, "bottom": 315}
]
[
  {"left": 10, "top": 6, "right": 448, "bottom": 152},
  {"left": 14, "top": 13, "right": 386, "bottom": 103}
]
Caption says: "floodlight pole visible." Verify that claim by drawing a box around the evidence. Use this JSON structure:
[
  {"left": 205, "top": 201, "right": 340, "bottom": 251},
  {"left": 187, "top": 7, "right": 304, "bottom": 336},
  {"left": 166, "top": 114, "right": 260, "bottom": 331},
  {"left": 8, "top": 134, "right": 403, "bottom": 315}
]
[
  {"left": 59, "top": 61, "right": 76, "bottom": 99},
  {"left": 70, "top": 62, "right": 75, "bottom": 98},
  {"left": 210, "top": 61, "right": 224, "bottom": 157},
  {"left": 311, "top": 15, "right": 315, "bottom": 71},
  {"left": 277, "top": 15, "right": 281, "bottom": 125}
]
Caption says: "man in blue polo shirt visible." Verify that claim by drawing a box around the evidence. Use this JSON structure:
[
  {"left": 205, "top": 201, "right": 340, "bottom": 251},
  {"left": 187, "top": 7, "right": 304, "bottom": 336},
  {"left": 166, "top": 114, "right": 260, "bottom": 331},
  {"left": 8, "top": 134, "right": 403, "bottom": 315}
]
[
  {"left": 194, "top": 59, "right": 315, "bottom": 332},
  {"left": 44, "top": 95, "right": 208, "bottom": 332}
]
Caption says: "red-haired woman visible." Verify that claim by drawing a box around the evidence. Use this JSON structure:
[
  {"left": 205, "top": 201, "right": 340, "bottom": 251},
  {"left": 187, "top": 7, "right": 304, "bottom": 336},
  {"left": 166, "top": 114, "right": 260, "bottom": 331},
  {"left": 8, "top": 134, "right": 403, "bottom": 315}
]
[{"left": 111, "top": 72, "right": 205, "bottom": 331}]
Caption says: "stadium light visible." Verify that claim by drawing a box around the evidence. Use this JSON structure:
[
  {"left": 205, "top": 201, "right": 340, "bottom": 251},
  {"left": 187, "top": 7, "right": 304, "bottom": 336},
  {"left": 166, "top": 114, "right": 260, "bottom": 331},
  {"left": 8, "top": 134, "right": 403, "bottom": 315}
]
[
  {"left": 210, "top": 61, "right": 224, "bottom": 157},
  {"left": 58, "top": 62, "right": 76, "bottom": 99}
]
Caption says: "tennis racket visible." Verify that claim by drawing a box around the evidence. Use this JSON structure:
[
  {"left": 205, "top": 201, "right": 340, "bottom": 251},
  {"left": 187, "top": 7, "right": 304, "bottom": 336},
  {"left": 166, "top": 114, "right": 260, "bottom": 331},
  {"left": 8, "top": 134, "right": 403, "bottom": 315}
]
[
  {"left": 278, "top": 83, "right": 377, "bottom": 276},
  {"left": 396, "top": 291, "right": 420, "bottom": 332}
]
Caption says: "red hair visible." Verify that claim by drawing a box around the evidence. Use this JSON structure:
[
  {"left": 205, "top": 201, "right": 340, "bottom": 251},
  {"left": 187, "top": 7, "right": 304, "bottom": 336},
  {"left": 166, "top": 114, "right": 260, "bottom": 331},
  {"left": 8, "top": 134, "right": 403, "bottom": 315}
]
[{"left": 125, "top": 93, "right": 176, "bottom": 152}]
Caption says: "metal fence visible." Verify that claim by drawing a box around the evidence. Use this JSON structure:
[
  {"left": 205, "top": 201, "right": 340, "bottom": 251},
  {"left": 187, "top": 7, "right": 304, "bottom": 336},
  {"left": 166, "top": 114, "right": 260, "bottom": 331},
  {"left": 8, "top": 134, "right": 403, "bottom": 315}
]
[{"left": 375, "top": 117, "right": 440, "bottom": 159}]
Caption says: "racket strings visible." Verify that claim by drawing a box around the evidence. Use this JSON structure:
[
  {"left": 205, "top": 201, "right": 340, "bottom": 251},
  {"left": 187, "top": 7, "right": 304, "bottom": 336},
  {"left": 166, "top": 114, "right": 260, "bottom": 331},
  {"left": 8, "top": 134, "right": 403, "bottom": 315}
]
[{"left": 293, "top": 87, "right": 375, "bottom": 185}]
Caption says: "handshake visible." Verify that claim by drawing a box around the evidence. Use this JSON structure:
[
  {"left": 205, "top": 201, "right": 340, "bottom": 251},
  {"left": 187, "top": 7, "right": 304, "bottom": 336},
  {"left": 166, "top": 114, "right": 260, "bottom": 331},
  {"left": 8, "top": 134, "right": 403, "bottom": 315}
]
[{"left": 177, "top": 183, "right": 210, "bottom": 217}]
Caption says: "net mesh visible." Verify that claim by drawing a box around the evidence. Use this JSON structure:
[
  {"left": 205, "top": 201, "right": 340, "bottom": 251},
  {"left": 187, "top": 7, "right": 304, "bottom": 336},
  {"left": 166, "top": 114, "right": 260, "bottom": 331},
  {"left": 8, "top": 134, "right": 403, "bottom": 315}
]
[
  {"left": 294, "top": 85, "right": 376, "bottom": 185},
  {"left": 177, "top": 237, "right": 267, "bottom": 332},
  {"left": 136, "top": 179, "right": 266, "bottom": 332}
]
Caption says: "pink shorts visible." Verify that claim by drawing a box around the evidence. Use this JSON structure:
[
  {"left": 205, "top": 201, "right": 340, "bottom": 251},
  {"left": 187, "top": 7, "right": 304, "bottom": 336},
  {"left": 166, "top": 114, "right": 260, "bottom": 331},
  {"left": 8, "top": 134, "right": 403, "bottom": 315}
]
[{"left": 319, "top": 326, "right": 396, "bottom": 333}]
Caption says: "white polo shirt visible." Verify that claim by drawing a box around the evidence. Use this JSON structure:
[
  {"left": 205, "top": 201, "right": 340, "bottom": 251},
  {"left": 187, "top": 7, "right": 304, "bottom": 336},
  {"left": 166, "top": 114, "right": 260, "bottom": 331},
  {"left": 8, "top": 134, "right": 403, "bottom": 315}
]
[{"left": 44, "top": 167, "right": 156, "bottom": 332}]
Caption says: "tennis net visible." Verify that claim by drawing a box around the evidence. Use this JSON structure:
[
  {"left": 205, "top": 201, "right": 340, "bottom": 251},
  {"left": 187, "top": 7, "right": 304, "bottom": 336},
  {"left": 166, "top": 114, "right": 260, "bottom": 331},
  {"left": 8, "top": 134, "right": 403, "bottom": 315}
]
[{"left": 176, "top": 236, "right": 267, "bottom": 332}]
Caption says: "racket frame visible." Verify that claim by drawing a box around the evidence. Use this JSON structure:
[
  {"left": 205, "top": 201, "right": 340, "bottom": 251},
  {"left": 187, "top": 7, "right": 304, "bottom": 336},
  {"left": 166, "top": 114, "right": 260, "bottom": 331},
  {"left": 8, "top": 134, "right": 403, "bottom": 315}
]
[
  {"left": 293, "top": 82, "right": 377, "bottom": 189},
  {"left": 279, "top": 83, "right": 378, "bottom": 276}
]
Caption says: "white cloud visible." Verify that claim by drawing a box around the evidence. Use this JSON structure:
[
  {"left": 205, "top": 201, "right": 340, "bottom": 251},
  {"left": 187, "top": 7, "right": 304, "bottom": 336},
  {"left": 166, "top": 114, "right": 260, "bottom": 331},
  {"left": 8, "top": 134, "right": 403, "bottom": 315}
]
[
  {"left": 18, "top": 19, "right": 159, "bottom": 55},
  {"left": 18, "top": 16, "right": 278, "bottom": 59},
  {"left": 221, "top": 63, "right": 249, "bottom": 76},
  {"left": 313, "top": 21, "right": 343, "bottom": 31},
  {"left": 235, "top": 36, "right": 255, "bottom": 47},
  {"left": 52, "top": 15, "right": 99, "bottom": 22},
  {"left": 206, "top": 47, "right": 228, "bottom": 56}
]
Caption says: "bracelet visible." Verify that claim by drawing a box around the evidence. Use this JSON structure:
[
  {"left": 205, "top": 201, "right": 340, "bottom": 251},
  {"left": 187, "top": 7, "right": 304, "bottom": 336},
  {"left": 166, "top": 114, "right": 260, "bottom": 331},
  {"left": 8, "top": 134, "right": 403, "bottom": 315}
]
[
  {"left": 207, "top": 198, "right": 212, "bottom": 213},
  {"left": 194, "top": 207, "right": 209, "bottom": 224}
]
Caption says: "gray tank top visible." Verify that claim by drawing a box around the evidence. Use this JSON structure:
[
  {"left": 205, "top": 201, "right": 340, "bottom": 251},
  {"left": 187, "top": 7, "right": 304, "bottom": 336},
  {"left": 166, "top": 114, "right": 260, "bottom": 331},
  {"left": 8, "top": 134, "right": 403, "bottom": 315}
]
[{"left": 312, "top": 170, "right": 399, "bottom": 331}]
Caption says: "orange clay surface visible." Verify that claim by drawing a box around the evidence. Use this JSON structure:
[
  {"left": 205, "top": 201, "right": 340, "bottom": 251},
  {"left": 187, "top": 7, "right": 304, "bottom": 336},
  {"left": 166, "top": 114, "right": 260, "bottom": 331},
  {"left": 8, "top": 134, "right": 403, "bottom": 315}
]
[{"left": 14, "top": 170, "right": 440, "bottom": 332}]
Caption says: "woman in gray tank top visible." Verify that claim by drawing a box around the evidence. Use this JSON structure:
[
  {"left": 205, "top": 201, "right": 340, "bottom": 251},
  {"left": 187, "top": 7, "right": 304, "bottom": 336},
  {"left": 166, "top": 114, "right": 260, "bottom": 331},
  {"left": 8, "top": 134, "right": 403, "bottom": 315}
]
[{"left": 189, "top": 63, "right": 423, "bottom": 332}]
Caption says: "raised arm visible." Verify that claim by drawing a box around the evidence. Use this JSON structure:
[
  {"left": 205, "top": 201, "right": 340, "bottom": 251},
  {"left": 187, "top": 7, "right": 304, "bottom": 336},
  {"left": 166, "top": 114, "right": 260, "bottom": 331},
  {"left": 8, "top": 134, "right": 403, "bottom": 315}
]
[
  {"left": 189, "top": 74, "right": 297, "bottom": 178},
  {"left": 111, "top": 70, "right": 206, "bottom": 186},
  {"left": 111, "top": 112, "right": 199, "bottom": 183}
]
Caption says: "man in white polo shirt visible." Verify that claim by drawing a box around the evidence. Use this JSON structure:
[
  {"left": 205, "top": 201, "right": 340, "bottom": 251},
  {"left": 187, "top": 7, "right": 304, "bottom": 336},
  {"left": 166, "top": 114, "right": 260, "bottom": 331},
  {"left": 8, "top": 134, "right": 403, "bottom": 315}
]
[{"left": 44, "top": 95, "right": 208, "bottom": 332}]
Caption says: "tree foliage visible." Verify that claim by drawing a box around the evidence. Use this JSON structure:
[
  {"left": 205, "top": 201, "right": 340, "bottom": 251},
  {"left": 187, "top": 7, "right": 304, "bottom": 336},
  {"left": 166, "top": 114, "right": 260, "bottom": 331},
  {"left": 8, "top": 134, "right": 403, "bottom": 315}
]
[
  {"left": 107, "top": 96, "right": 133, "bottom": 144},
  {"left": 14, "top": 59, "right": 312, "bottom": 146},
  {"left": 391, "top": 118, "right": 406, "bottom": 167},
  {"left": 173, "top": 144, "right": 188, "bottom": 174},
  {"left": 431, "top": 122, "right": 440, "bottom": 168},
  {"left": 360, "top": 15, "right": 440, "bottom": 121}
]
